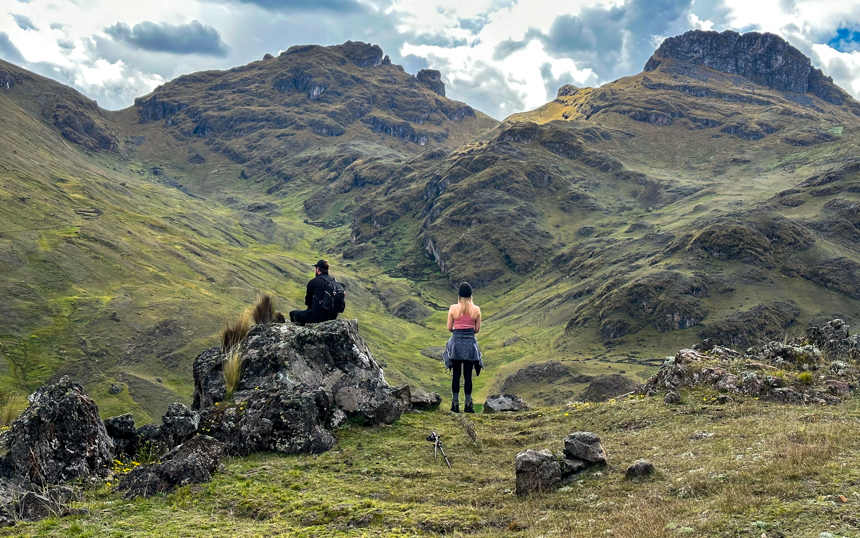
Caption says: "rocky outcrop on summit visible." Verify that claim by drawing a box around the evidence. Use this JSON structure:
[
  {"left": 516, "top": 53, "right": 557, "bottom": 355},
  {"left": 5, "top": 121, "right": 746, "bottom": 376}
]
[
  {"left": 417, "top": 69, "right": 445, "bottom": 96},
  {"left": 193, "top": 320, "right": 406, "bottom": 455},
  {"left": 0, "top": 376, "right": 112, "bottom": 485},
  {"left": 645, "top": 30, "right": 849, "bottom": 105}
]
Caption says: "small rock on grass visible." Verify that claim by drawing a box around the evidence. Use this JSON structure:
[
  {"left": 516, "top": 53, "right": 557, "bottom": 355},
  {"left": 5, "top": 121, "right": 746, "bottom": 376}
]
[{"left": 626, "top": 459, "right": 655, "bottom": 478}]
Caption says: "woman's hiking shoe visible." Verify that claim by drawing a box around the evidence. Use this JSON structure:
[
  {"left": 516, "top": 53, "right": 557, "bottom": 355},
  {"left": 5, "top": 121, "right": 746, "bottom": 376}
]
[
  {"left": 450, "top": 402, "right": 460, "bottom": 413},
  {"left": 464, "top": 402, "right": 475, "bottom": 413}
]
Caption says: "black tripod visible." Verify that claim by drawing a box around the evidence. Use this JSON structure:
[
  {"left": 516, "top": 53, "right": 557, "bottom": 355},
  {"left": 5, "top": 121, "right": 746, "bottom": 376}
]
[{"left": 426, "top": 431, "right": 451, "bottom": 468}]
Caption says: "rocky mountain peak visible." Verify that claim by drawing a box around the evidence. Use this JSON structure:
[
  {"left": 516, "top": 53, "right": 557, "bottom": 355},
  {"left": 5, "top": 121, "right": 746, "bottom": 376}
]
[
  {"left": 645, "top": 29, "right": 847, "bottom": 104},
  {"left": 416, "top": 69, "right": 445, "bottom": 96}
]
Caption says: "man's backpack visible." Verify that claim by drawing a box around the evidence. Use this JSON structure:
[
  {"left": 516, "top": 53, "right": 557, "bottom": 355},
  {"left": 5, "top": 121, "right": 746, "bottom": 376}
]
[{"left": 320, "top": 275, "right": 346, "bottom": 313}]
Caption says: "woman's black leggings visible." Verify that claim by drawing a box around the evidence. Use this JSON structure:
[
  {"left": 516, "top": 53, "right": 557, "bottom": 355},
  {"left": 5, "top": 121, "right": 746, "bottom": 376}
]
[{"left": 451, "top": 360, "right": 474, "bottom": 395}]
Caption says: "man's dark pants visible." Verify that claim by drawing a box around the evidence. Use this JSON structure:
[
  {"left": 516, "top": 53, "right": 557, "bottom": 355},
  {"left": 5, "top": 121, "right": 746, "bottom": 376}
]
[{"left": 289, "top": 309, "right": 335, "bottom": 325}]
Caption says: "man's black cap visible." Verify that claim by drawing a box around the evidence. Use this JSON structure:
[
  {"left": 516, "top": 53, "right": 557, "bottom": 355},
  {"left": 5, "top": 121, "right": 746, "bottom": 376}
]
[{"left": 313, "top": 259, "right": 329, "bottom": 270}]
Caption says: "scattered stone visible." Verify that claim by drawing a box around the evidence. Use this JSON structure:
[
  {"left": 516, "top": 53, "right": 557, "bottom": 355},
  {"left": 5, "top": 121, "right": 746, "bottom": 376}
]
[
  {"left": 664, "top": 390, "right": 681, "bottom": 405},
  {"left": 483, "top": 394, "right": 529, "bottom": 413},
  {"left": 690, "top": 431, "right": 714, "bottom": 441},
  {"left": 0, "top": 376, "right": 112, "bottom": 484},
  {"left": 410, "top": 388, "right": 442, "bottom": 410},
  {"left": 515, "top": 449, "right": 560, "bottom": 495},
  {"left": 108, "top": 384, "right": 123, "bottom": 395},
  {"left": 563, "top": 432, "right": 607, "bottom": 464},
  {"left": 626, "top": 459, "right": 655, "bottom": 479},
  {"left": 827, "top": 381, "right": 851, "bottom": 396}
]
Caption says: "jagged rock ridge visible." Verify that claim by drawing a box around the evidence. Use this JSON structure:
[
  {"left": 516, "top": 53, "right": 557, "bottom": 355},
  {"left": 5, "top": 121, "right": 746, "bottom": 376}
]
[{"left": 645, "top": 30, "right": 848, "bottom": 105}]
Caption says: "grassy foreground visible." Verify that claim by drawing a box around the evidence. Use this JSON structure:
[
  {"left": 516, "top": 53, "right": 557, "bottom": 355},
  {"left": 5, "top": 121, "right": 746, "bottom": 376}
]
[{"left": 5, "top": 388, "right": 860, "bottom": 537}]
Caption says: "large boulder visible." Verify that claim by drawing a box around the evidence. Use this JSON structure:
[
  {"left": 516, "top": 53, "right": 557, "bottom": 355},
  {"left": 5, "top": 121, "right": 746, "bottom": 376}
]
[
  {"left": 0, "top": 377, "right": 112, "bottom": 484},
  {"left": 193, "top": 320, "right": 404, "bottom": 424}
]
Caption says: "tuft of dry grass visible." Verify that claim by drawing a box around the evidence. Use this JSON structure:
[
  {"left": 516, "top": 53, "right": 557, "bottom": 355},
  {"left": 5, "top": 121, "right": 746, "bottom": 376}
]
[
  {"left": 251, "top": 293, "right": 276, "bottom": 326},
  {"left": 220, "top": 310, "right": 251, "bottom": 353},
  {"left": 223, "top": 347, "right": 243, "bottom": 395}
]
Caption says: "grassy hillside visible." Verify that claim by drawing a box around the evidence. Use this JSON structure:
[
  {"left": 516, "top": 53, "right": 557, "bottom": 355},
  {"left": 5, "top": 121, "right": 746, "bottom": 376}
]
[
  {"left": 5, "top": 31, "right": 860, "bottom": 413},
  {"left": 4, "top": 389, "right": 860, "bottom": 537},
  {"left": 0, "top": 60, "right": 469, "bottom": 421}
]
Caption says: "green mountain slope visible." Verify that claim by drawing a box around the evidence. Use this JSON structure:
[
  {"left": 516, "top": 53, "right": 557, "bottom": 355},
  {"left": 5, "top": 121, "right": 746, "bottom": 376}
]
[
  {"left": 4, "top": 31, "right": 860, "bottom": 412},
  {"left": 0, "top": 54, "right": 479, "bottom": 421}
]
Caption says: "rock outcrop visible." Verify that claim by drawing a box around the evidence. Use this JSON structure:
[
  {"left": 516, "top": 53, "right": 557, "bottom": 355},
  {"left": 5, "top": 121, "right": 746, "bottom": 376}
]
[
  {"left": 0, "top": 376, "right": 112, "bottom": 485},
  {"left": 645, "top": 30, "right": 848, "bottom": 104},
  {"left": 417, "top": 69, "right": 445, "bottom": 97},
  {"left": 641, "top": 319, "right": 860, "bottom": 405},
  {"left": 119, "top": 435, "right": 225, "bottom": 499},
  {"left": 193, "top": 319, "right": 405, "bottom": 455}
]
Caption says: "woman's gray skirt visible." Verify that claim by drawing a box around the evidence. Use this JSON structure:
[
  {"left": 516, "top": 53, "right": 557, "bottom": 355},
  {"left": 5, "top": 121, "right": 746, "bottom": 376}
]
[{"left": 443, "top": 329, "right": 483, "bottom": 370}]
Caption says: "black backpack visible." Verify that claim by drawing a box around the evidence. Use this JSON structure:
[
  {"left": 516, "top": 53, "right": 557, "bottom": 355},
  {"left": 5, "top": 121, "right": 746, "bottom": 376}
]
[{"left": 319, "top": 275, "right": 346, "bottom": 313}]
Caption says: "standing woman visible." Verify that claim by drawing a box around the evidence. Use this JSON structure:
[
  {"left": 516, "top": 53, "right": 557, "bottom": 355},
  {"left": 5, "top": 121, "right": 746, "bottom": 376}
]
[{"left": 443, "top": 282, "right": 483, "bottom": 413}]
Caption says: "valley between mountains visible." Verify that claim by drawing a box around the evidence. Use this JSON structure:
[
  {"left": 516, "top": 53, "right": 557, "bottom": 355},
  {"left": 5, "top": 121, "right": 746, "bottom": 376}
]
[{"left": 2, "top": 30, "right": 860, "bottom": 418}]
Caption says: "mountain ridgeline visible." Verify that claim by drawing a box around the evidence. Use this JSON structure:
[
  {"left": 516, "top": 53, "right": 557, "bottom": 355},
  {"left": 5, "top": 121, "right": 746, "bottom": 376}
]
[{"left": 1, "top": 29, "right": 860, "bottom": 413}]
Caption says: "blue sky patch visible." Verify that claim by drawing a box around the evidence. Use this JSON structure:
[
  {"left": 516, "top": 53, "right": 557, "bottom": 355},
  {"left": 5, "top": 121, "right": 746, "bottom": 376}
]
[{"left": 828, "top": 28, "right": 860, "bottom": 52}]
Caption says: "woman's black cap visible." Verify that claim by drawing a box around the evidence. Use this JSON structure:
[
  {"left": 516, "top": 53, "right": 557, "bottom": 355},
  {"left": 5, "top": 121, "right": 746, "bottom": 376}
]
[{"left": 458, "top": 282, "right": 472, "bottom": 298}]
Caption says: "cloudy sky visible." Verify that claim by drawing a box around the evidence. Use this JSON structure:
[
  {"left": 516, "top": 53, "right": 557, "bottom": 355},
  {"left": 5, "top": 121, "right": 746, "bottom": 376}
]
[{"left": 2, "top": 0, "right": 860, "bottom": 119}]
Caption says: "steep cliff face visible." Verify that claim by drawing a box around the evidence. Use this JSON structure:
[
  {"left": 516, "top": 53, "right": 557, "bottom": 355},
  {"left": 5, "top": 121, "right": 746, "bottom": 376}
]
[{"left": 644, "top": 30, "right": 850, "bottom": 105}]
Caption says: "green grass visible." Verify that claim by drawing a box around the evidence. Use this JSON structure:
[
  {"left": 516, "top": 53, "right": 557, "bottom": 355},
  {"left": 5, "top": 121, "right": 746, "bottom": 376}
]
[{"left": 5, "top": 391, "right": 860, "bottom": 536}]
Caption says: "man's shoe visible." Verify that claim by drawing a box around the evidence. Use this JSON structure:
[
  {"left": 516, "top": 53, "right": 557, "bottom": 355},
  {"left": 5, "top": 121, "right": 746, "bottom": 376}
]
[
  {"left": 450, "top": 402, "right": 459, "bottom": 413},
  {"left": 464, "top": 402, "right": 475, "bottom": 413}
]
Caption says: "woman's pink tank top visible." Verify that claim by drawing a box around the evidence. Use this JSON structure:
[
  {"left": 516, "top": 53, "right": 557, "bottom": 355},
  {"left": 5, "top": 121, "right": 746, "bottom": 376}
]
[{"left": 453, "top": 313, "right": 477, "bottom": 330}]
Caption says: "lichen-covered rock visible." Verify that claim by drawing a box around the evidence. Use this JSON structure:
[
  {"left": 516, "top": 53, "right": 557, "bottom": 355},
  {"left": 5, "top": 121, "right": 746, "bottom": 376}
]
[
  {"left": 160, "top": 403, "right": 200, "bottom": 450},
  {"left": 563, "top": 432, "right": 607, "bottom": 464},
  {"left": 0, "top": 376, "right": 112, "bottom": 484},
  {"left": 515, "top": 449, "right": 560, "bottom": 495},
  {"left": 483, "top": 394, "right": 529, "bottom": 413},
  {"left": 193, "top": 320, "right": 402, "bottom": 425},
  {"left": 642, "top": 320, "right": 858, "bottom": 405},
  {"left": 162, "top": 435, "right": 225, "bottom": 474},
  {"left": 119, "top": 435, "right": 224, "bottom": 499},
  {"left": 104, "top": 414, "right": 137, "bottom": 459},
  {"left": 200, "top": 386, "right": 339, "bottom": 456}
]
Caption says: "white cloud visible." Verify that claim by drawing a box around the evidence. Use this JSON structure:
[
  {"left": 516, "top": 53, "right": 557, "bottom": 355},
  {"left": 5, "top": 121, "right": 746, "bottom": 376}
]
[{"left": 1, "top": 0, "right": 860, "bottom": 117}]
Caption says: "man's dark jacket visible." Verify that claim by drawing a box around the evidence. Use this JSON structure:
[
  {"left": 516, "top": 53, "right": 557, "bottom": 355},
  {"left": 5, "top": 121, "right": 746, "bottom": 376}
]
[{"left": 304, "top": 274, "right": 337, "bottom": 320}]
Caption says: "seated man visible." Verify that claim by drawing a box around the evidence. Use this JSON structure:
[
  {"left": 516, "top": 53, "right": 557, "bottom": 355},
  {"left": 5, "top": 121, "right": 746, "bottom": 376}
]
[{"left": 289, "top": 260, "right": 339, "bottom": 325}]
